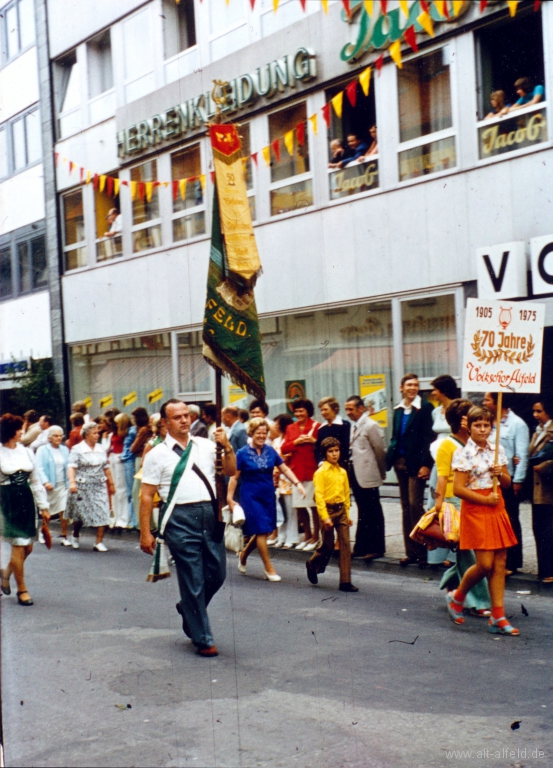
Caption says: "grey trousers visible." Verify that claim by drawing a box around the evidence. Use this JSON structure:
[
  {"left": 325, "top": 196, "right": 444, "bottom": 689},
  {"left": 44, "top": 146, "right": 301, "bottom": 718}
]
[{"left": 164, "top": 502, "right": 226, "bottom": 648}]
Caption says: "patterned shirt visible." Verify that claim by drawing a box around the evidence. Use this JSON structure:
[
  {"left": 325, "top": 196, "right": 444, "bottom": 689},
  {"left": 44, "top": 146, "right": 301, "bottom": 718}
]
[{"left": 451, "top": 438, "right": 507, "bottom": 490}]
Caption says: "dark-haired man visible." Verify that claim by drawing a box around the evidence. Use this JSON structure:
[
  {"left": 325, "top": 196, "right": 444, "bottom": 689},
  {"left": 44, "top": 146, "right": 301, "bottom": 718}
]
[
  {"left": 386, "top": 374, "right": 434, "bottom": 567},
  {"left": 140, "top": 399, "right": 235, "bottom": 657}
]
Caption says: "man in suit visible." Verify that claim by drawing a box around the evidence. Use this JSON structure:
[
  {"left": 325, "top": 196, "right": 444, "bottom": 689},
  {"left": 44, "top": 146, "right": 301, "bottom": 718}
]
[
  {"left": 222, "top": 406, "right": 248, "bottom": 453},
  {"left": 188, "top": 405, "right": 208, "bottom": 438},
  {"left": 386, "top": 373, "right": 434, "bottom": 566},
  {"left": 344, "top": 396, "right": 387, "bottom": 560}
]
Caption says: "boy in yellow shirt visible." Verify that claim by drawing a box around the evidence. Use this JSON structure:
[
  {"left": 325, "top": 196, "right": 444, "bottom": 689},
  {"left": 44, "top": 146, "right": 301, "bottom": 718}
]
[{"left": 306, "top": 437, "right": 358, "bottom": 592}]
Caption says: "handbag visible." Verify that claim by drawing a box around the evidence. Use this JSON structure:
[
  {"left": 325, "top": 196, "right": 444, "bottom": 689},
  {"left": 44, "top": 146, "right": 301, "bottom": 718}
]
[
  {"left": 224, "top": 521, "right": 244, "bottom": 553},
  {"left": 439, "top": 501, "right": 460, "bottom": 544},
  {"left": 231, "top": 503, "right": 246, "bottom": 527},
  {"left": 410, "top": 507, "right": 448, "bottom": 550}
]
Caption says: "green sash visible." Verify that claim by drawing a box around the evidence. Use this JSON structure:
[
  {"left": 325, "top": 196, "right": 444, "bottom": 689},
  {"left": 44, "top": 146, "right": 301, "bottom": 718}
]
[{"left": 147, "top": 441, "right": 193, "bottom": 583}]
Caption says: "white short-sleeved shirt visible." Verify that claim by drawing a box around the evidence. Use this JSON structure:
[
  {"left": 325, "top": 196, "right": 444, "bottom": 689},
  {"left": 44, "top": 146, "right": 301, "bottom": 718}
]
[
  {"left": 451, "top": 438, "right": 507, "bottom": 490},
  {"left": 141, "top": 433, "right": 216, "bottom": 504}
]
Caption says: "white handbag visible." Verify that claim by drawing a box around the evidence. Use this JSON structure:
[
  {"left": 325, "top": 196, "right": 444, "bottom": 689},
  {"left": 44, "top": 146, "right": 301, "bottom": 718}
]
[
  {"left": 231, "top": 504, "right": 246, "bottom": 527},
  {"left": 224, "top": 523, "right": 244, "bottom": 553}
]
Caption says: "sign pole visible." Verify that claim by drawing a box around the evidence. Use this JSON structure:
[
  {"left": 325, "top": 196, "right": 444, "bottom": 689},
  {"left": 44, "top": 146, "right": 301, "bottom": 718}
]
[
  {"left": 215, "top": 368, "right": 225, "bottom": 524},
  {"left": 492, "top": 390, "right": 503, "bottom": 493}
]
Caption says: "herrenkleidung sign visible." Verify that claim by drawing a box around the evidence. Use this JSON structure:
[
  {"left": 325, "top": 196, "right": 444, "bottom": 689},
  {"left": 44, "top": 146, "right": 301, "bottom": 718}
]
[{"left": 117, "top": 47, "right": 316, "bottom": 159}]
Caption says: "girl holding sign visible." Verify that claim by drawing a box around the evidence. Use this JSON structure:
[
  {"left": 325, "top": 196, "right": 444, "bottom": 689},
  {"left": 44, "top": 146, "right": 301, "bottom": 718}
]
[{"left": 447, "top": 406, "right": 519, "bottom": 635}]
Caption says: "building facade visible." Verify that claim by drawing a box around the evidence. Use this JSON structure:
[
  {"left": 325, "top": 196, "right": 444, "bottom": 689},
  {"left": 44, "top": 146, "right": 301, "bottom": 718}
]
[
  {"left": 0, "top": 0, "right": 53, "bottom": 395},
  {"left": 46, "top": 0, "right": 553, "bottom": 434}
]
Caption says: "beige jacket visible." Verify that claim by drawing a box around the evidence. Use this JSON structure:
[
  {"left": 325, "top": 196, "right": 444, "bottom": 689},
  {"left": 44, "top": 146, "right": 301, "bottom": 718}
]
[{"left": 529, "top": 422, "right": 553, "bottom": 506}]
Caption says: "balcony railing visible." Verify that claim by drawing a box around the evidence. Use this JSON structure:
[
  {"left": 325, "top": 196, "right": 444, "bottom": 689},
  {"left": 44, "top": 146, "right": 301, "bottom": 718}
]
[{"left": 96, "top": 235, "right": 123, "bottom": 262}]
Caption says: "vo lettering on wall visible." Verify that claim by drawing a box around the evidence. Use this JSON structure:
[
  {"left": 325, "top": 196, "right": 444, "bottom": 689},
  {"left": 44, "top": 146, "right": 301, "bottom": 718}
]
[
  {"left": 530, "top": 235, "right": 553, "bottom": 296},
  {"left": 476, "top": 241, "right": 527, "bottom": 300}
]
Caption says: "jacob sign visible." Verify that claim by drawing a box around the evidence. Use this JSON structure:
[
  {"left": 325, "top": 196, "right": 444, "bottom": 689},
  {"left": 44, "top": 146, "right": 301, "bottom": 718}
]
[{"left": 462, "top": 298, "right": 545, "bottom": 393}]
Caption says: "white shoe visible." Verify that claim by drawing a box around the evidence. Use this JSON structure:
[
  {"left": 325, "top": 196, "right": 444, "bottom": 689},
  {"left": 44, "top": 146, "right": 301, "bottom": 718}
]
[
  {"left": 295, "top": 541, "right": 307, "bottom": 551},
  {"left": 238, "top": 556, "right": 247, "bottom": 574},
  {"left": 71, "top": 536, "right": 80, "bottom": 549},
  {"left": 273, "top": 541, "right": 284, "bottom": 548},
  {"left": 38, "top": 532, "right": 45, "bottom": 544},
  {"left": 61, "top": 537, "right": 72, "bottom": 547},
  {"left": 93, "top": 542, "right": 108, "bottom": 552},
  {"left": 303, "top": 540, "right": 318, "bottom": 551},
  {"left": 264, "top": 569, "right": 281, "bottom": 582},
  {"left": 266, "top": 538, "right": 277, "bottom": 546}
]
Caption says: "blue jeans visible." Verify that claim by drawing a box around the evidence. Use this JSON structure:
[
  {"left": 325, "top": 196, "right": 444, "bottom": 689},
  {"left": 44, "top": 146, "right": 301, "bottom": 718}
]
[
  {"left": 164, "top": 502, "right": 226, "bottom": 648},
  {"left": 123, "top": 459, "right": 137, "bottom": 528}
]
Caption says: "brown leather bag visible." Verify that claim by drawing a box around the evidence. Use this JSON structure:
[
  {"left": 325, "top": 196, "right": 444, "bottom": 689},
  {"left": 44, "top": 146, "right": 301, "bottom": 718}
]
[{"left": 410, "top": 509, "right": 448, "bottom": 550}]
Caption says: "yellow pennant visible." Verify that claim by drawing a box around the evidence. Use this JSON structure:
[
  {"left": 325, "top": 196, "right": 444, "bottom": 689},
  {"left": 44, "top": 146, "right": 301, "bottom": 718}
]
[
  {"left": 130, "top": 181, "right": 137, "bottom": 200},
  {"left": 162, "top": 181, "right": 169, "bottom": 188},
  {"left": 99, "top": 395, "right": 114, "bottom": 409},
  {"left": 399, "top": 0, "right": 409, "bottom": 16},
  {"left": 331, "top": 91, "right": 343, "bottom": 119},
  {"left": 114, "top": 178, "right": 120, "bottom": 196},
  {"left": 389, "top": 39, "right": 403, "bottom": 68},
  {"left": 85, "top": 170, "right": 91, "bottom": 184},
  {"left": 507, "top": 0, "right": 518, "bottom": 16},
  {"left": 321, "top": 0, "right": 328, "bottom": 13},
  {"left": 363, "top": 0, "right": 373, "bottom": 14},
  {"left": 145, "top": 181, "right": 154, "bottom": 202},
  {"left": 417, "top": 11, "right": 434, "bottom": 37},
  {"left": 99, "top": 174, "right": 106, "bottom": 193},
  {"left": 262, "top": 146, "right": 271, "bottom": 166},
  {"left": 284, "top": 130, "right": 294, "bottom": 157},
  {"left": 199, "top": 174, "right": 206, "bottom": 190},
  {"left": 359, "top": 66, "right": 371, "bottom": 97},
  {"left": 273, "top": 0, "right": 279, "bottom": 11},
  {"left": 179, "top": 179, "right": 187, "bottom": 200},
  {"left": 433, "top": 0, "right": 445, "bottom": 16},
  {"left": 452, "top": 0, "right": 463, "bottom": 15},
  {"left": 122, "top": 391, "right": 137, "bottom": 407},
  {"left": 308, "top": 113, "right": 318, "bottom": 135}
]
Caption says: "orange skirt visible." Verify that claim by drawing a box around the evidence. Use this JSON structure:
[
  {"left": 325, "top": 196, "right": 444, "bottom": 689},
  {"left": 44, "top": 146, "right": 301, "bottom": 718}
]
[{"left": 460, "top": 488, "right": 518, "bottom": 551}]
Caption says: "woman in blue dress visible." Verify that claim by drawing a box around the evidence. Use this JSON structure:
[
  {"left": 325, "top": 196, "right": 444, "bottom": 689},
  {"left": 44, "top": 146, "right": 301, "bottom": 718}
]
[{"left": 228, "top": 418, "right": 305, "bottom": 582}]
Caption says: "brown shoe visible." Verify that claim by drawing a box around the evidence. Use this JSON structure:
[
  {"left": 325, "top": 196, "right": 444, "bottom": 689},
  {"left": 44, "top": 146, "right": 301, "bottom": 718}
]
[
  {"left": 339, "top": 582, "right": 359, "bottom": 593},
  {"left": 399, "top": 556, "right": 417, "bottom": 567},
  {"left": 197, "top": 645, "right": 218, "bottom": 657},
  {"left": 360, "top": 553, "right": 384, "bottom": 561}
]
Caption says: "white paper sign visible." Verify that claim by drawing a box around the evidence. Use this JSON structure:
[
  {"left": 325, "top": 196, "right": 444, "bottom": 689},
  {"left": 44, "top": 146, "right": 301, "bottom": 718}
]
[{"left": 462, "top": 298, "right": 545, "bottom": 393}]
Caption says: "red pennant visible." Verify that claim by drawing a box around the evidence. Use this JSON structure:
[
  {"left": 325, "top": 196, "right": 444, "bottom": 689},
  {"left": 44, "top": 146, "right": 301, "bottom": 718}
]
[
  {"left": 172, "top": 180, "right": 179, "bottom": 200},
  {"left": 342, "top": 0, "right": 351, "bottom": 17},
  {"left": 122, "top": 180, "right": 128, "bottom": 186},
  {"left": 479, "top": 0, "right": 488, "bottom": 11},
  {"left": 79, "top": 167, "right": 84, "bottom": 183},
  {"left": 534, "top": 0, "right": 542, "bottom": 9},
  {"left": 137, "top": 181, "right": 145, "bottom": 200},
  {"left": 375, "top": 54, "right": 384, "bottom": 74},
  {"left": 321, "top": 102, "right": 331, "bottom": 128},
  {"left": 250, "top": 0, "right": 256, "bottom": 8},
  {"left": 210, "top": 170, "right": 216, "bottom": 183},
  {"left": 296, "top": 121, "right": 306, "bottom": 147},
  {"left": 107, "top": 176, "right": 114, "bottom": 196},
  {"left": 345, "top": 80, "right": 358, "bottom": 108},
  {"left": 404, "top": 26, "right": 418, "bottom": 52},
  {"left": 299, "top": 0, "right": 306, "bottom": 9},
  {"left": 69, "top": 161, "right": 75, "bottom": 174},
  {"left": 153, "top": 181, "right": 160, "bottom": 188},
  {"left": 54, "top": 152, "right": 59, "bottom": 166},
  {"left": 188, "top": 175, "right": 197, "bottom": 184},
  {"left": 380, "top": 0, "right": 387, "bottom": 14},
  {"left": 251, "top": 152, "right": 258, "bottom": 166},
  {"left": 93, "top": 173, "right": 99, "bottom": 190},
  {"left": 443, "top": 1, "right": 450, "bottom": 18},
  {"left": 420, "top": 0, "right": 430, "bottom": 11},
  {"left": 271, "top": 138, "right": 281, "bottom": 163}
]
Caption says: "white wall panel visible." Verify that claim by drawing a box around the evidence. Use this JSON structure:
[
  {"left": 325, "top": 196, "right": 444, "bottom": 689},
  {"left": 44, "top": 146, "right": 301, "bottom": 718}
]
[
  {"left": 0, "top": 291, "right": 52, "bottom": 361},
  {"left": 0, "top": 48, "right": 39, "bottom": 123},
  {"left": 0, "top": 164, "right": 45, "bottom": 235}
]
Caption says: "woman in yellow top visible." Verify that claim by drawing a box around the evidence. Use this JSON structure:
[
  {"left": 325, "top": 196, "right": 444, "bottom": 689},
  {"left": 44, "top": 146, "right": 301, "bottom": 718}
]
[
  {"left": 435, "top": 399, "right": 491, "bottom": 615},
  {"left": 305, "top": 437, "right": 358, "bottom": 592}
]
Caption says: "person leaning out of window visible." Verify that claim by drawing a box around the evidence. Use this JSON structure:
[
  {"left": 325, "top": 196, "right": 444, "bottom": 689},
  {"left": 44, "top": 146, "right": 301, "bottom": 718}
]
[
  {"left": 485, "top": 90, "right": 510, "bottom": 119},
  {"left": 499, "top": 77, "right": 544, "bottom": 116}
]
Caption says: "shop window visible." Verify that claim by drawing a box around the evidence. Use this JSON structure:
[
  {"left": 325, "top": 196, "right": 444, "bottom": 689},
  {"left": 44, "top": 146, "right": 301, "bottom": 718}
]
[
  {"left": 17, "top": 235, "right": 47, "bottom": 293},
  {"left": 171, "top": 144, "right": 205, "bottom": 243},
  {"left": 95, "top": 174, "right": 121, "bottom": 263},
  {"left": 123, "top": 7, "right": 154, "bottom": 102},
  {"left": 131, "top": 160, "right": 162, "bottom": 253},
  {"left": 268, "top": 101, "right": 312, "bottom": 216},
  {"left": 55, "top": 51, "right": 81, "bottom": 139},
  {"left": 163, "top": 0, "right": 196, "bottom": 60},
  {"left": 401, "top": 295, "right": 458, "bottom": 379},
  {"left": 177, "top": 332, "right": 212, "bottom": 397},
  {"left": 397, "top": 47, "right": 456, "bottom": 182},
  {"left": 0, "top": 246, "right": 12, "bottom": 299},
  {"left": 87, "top": 30, "right": 113, "bottom": 99},
  {"left": 326, "top": 75, "right": 378, "bottom": 200},
  {"left": 475, "top": 11, "right": 546, "bottom": 160},
  {"left": 63, "top": 189, "right": 87, "bottom": 271},
  {"left": 1, "top": 0, "right": 34, "bottom": 64}
]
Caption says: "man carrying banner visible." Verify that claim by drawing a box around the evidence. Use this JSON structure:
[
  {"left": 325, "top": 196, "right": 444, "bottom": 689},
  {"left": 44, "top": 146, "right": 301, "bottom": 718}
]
[{"left": 139, "top": 399, "right": 236, "bottom": 657}]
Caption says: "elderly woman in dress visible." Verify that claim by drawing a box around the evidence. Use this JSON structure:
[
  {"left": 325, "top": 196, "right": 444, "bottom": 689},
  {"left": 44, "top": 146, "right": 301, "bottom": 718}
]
[
  {"left": 228, "top": 418, "right": 305, "bottom": 582},
  {"left": 36, "top": 426, "right": 71, "bottom": 546},
  {"left": 67, "top": 421, "right": 115, "bottom": 552},
  {"left": 0, "top": 414, "right": 49, "bottom": 606}
]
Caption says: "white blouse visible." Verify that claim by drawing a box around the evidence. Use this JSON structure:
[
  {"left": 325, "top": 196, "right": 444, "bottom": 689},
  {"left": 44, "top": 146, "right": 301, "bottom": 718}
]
[{"left": 0, "top": 443, "right": 49, "bottom": 509}]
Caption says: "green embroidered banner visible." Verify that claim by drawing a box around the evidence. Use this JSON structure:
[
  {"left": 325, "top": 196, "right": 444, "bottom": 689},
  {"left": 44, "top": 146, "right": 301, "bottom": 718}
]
[{"left": 202, "top": 183, "right": 265, "bottom": 400}]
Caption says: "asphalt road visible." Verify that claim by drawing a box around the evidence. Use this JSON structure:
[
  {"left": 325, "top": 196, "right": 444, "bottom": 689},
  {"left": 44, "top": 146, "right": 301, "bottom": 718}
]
[{"left": 1, "top": 530, "right": 552, "bottom": 768}]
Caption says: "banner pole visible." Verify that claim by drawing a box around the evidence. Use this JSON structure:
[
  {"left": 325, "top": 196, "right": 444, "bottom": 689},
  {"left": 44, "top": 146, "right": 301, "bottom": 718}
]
[
  {"left": 215, "top": 367, "right": 224, "bottom": 523},
  {"left": 492, "top": 390, "right": 503, "bottom": 492}
]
